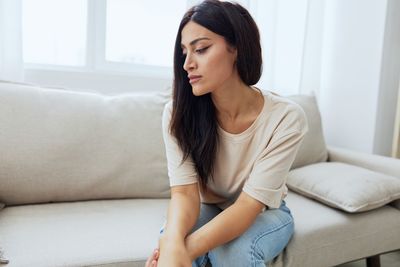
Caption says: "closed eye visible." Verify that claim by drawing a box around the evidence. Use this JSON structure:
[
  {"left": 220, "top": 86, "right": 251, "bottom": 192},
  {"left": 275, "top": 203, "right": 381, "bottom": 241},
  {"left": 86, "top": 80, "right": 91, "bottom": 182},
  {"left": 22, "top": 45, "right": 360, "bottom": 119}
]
[
  {"left": 195, "top": 46, "right": 210, "bottom": 54},
  {"left": 181, "top": 45, "right": 211, "bottom": 57}
]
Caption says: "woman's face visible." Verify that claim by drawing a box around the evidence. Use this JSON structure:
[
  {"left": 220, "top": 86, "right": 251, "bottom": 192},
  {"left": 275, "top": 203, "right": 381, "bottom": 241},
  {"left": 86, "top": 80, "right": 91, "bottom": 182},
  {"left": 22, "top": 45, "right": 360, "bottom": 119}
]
[{"left": 181, "top": 21, "right": 238, "bottom": 96}]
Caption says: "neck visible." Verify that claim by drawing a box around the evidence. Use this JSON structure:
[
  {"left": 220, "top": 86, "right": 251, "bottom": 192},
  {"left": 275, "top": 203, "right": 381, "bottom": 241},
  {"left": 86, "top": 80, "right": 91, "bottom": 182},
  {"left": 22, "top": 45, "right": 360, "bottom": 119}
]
[{"left": 211, "top": 78, "right": 262, "bottom": 122}]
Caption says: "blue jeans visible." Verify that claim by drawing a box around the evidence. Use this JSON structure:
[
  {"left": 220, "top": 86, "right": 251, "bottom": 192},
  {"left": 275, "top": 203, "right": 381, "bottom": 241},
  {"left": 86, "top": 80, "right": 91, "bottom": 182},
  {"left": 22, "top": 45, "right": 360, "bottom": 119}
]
[{"left": 159, "top": 200, "right": 294, "bottom": 267}]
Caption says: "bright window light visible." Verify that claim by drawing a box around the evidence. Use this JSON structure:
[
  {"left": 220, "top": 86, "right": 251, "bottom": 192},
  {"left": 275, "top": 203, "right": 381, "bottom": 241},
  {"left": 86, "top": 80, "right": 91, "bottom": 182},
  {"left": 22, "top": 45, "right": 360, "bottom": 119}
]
[
  {"left": 105, "top": 0, "right": 186, "bottom": 67},
  {"left": 22, "top": 0, "right": 87, "bottom": 66}
]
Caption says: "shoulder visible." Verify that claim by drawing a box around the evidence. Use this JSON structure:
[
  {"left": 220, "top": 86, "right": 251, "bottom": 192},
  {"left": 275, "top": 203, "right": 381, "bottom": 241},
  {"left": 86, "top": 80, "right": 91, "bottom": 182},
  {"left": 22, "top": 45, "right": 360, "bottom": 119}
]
[
  {"left": 162, "top": 100, "right": 173, "bottom": 120},
  {"left": 263, "top": 90, "right": 308, "bottom": 134},
  {"left": 163, "top": 99, "right": 173, "bottom": 113},
  {"left": 162, "top": 100, "right": 174, "bottom": 131}
]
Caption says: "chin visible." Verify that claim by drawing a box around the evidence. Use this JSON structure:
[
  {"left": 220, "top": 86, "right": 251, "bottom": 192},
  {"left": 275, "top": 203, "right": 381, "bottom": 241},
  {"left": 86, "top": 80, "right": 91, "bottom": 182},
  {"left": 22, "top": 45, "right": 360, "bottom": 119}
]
[{"left": 192, "top": 86, "right": 210, "bottom": 96}]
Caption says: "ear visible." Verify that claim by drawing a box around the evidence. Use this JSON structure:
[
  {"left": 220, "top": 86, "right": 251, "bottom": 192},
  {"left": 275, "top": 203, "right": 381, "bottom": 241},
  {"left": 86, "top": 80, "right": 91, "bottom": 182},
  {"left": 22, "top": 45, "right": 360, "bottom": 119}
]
[
  {"left": 229, "top": 46, "right": 237, "bottom": 55},
  {"left": 234, "top": 49, "right": 238, "bottom": 67},
  {"left": 227, "top": 45, "right": 238, "bottom": 64}
]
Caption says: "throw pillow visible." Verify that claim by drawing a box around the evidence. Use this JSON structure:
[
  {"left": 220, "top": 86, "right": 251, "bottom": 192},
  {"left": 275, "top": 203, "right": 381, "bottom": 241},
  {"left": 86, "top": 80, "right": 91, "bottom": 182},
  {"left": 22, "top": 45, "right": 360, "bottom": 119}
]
[{"left": 287, "top": 162, "right": 400, "bottom": 212}]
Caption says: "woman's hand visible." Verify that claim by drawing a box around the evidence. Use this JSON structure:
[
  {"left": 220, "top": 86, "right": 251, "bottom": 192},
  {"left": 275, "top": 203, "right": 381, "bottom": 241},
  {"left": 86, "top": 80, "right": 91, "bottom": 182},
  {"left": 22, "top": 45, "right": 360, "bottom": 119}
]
[
  {"left": 157, "top": 246, "right": 191, "bottom": 267},
  {"left": 145, "top": 248, "right": 160, "bottom": 267},
  {"left": 157, "top": 236, "right": 192, "bottom": 267}
]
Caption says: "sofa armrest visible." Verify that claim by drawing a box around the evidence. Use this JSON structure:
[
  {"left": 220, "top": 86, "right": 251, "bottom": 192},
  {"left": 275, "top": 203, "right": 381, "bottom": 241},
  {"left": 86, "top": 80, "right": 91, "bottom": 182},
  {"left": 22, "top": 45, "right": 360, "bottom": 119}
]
[
  {"left": 327, "top": 145, "right": 400, "bottom": 210},
  {"left": 327, "top": 145, "right": 400, "bottom": 178}
]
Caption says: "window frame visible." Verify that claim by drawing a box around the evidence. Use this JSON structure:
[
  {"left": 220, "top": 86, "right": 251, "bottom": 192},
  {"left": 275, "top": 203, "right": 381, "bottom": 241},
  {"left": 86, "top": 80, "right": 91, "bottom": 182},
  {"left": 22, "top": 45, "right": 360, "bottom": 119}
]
[
  {"left": 23, "top": 0, "right": 188, "bottom": 79},
  {"left": 23, "top": 0, "right": 254, "bottom": 79}
]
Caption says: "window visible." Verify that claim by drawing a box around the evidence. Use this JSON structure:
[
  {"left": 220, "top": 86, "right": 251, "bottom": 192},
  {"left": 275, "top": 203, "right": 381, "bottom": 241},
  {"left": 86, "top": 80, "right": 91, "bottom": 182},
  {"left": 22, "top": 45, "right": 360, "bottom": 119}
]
[
  {"left": 105, "top": 0, "right": 186, "bottom": 67},
  {"left": 22, "top": 0, "right": 188, "bottom": 73},
  {"left": 22, "top": 0, "right": 252, "bottom": 73},
  {"left": 20, "top": 0, "right": 322, "bottom": 96},
  {"left": 22, "top": 0, "right": 87, "bottom": 66}
]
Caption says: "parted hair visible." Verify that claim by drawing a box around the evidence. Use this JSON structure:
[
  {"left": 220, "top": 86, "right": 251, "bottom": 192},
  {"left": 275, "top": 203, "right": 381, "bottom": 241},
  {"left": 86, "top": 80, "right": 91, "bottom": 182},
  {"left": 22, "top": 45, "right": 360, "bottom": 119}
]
[{"left": 169, "top": 0, "right": 262, "bottom": 191}]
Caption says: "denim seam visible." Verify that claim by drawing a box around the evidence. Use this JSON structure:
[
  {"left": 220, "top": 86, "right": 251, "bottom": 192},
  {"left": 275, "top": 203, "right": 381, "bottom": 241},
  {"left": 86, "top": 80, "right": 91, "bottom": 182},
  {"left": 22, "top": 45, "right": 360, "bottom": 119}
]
[
  {"left": 199, "top": 253, "right": 208, "bottom": 267},
  {"left": 250, "top": 216, "right": 294, "bottom": 267}
]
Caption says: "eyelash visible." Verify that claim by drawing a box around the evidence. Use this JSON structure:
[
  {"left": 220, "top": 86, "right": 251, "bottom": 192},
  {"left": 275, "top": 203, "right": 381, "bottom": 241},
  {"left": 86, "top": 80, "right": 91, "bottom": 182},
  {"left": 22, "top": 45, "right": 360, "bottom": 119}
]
[
  {"left": 195, "top": 46, "right": 209, "bottom": 54},
  {"left": 182, "top": 46, "right": 210, "bottom": 57}
]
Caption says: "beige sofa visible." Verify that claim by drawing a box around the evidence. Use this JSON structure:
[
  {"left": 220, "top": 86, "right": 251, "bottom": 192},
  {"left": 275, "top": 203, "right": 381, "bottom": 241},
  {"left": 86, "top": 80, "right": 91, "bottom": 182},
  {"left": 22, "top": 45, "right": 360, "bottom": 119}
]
[{"left": 0, "top": 81, "right": 399, "bottom": 267}]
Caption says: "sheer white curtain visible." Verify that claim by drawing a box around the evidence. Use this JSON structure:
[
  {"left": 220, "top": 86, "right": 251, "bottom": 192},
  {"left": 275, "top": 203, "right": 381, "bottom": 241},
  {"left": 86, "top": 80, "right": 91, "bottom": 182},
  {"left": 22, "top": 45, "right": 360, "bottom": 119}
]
[
  {"left": 253, "top": 0, "right": 324, "bottom": 97},
  {"left": 0, "top": 0, "right": 24, "bottom": 82}
]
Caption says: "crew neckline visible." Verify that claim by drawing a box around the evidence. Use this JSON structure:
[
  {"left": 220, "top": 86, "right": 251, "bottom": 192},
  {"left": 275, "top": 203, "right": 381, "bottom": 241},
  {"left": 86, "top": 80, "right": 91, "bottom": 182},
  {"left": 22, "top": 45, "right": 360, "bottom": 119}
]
[{"left": 217, "top": 88, "right": 270, "bottom": 142}]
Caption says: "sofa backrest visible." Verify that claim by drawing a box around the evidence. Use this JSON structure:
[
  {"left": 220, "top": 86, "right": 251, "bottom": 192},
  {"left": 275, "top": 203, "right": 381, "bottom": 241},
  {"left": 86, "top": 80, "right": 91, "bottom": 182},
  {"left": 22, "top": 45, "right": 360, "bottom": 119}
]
[
  {"left": 0, "top": 82, "right": 171, "bottom": 206},
  {"left": 288, "top": 93, "right": 329, "bottom": 169},
  {"left": 0, "top": 82, "right": 328, "bottom": 206}
]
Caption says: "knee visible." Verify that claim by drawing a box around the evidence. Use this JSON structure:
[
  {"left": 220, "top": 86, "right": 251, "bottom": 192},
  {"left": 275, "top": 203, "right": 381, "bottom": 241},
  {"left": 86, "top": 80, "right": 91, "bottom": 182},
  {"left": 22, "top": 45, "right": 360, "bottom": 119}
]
[
  {"left": 208, "top": 218, "right": 294, "bottom": 266},
  {"left": 207, "top": 247, "right": 247, "bottom": 266},
  {"left": 207, "top": 235, "right": 263, "bottom": 267},
  {"left": 260, "top": 218, "right": 294, "bottom": 261}
]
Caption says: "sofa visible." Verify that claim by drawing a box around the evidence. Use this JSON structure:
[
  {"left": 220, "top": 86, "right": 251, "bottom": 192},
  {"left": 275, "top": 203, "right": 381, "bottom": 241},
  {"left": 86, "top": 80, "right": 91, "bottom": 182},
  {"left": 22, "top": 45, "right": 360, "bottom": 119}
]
[{"left": 0, "top": 80, "right": 399, "bottom": 267}]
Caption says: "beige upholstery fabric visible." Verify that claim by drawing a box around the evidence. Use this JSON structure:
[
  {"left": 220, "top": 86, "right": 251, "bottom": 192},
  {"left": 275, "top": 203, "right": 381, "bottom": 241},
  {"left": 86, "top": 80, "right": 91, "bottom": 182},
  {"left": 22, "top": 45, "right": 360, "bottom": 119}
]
[
  {"left": 270, "top": 191, "right": 400, "bottom": 267},
  {"left": 327, "top": 145, "right": 400, "bottom": 178},
  {"left": 390, "top": 199, "right": 400, "bottom": 210},
  {"left": 0, "top": 192, "right": 399, "bottom": 267},
  {"left": 0, "top": 82, "right": 171, "bottom": 206},
  {"left": 287, "top": 93, "right": 328, "bottom": 169},
  {"left": 328, "top": 145, "right": 400, "bottom": 211},
  {"left": 1, "top": 81, "right": 399, "bottom": 266},
  {"left": 287, "top": 162, "right": 400, "bottom": 212},
  {"left": 0, "top": 199, "right": 169, "bottom": 267}
]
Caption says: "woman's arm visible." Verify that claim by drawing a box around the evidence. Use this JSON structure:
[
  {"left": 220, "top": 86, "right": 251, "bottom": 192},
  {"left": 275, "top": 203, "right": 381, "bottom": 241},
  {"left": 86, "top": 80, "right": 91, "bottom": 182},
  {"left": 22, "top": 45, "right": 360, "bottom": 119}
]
[
  {"left": 161, "top": 183, "right": 200, "bottom": 241},
  {"left": 158, "top": 183, "right": 200, "bottom": 266},
  {"left": 185, "top": 191, "right": 265, "bottom": 260}
]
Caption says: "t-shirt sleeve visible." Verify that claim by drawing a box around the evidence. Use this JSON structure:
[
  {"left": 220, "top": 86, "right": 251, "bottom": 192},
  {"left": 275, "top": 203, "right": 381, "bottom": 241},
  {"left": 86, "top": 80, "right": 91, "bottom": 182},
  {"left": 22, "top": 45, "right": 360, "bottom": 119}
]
[
  {"left": 162, "top": 101, "right": 198, "bottom": 187},
  {"left": 242, "top": 104, "right": 308, "bottom": 209}
]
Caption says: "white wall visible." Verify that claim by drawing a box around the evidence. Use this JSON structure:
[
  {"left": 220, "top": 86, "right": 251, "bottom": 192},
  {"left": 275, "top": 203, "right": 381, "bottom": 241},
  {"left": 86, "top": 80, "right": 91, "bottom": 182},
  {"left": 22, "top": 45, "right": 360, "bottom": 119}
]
[{"left": 319, "top": 0, "right": 400, "bottom": 156}]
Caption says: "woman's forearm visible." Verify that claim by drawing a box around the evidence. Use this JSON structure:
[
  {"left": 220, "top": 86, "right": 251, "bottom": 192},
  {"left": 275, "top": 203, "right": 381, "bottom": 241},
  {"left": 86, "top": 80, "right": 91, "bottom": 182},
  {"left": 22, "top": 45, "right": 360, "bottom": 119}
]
[
  {"left": 160, "top": 186, "right": 200, "bottom": 249},
  {"left": 185, "top": 192, "right": 264, "bottom": 260}
]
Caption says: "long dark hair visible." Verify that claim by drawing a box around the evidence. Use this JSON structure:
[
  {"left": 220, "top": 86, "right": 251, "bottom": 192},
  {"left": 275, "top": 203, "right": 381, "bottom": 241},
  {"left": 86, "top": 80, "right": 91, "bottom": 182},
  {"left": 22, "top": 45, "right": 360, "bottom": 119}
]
[{"left": 170, "top": 0, "right": 262, "bottom": 191}]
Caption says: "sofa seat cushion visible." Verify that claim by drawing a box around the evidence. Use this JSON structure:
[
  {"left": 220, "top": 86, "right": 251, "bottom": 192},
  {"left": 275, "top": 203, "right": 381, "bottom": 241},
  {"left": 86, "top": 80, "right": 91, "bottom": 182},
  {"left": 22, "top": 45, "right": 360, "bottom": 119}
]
[
  {"left": 0, "top": 199, "right": 169, "bottom": 267},
  {"left": 286, "top": 162, "right": 400, "bottom": 212},
  {"left": 270, "top": 191, "right": 400, "bottom": 267},
  {"left": 1, "top": 194, "right": 399, "bottom": 267}
]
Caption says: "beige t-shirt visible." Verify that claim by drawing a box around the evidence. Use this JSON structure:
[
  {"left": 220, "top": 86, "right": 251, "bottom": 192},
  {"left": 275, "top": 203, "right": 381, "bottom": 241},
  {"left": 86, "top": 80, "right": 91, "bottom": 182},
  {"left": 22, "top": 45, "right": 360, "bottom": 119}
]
[{"left": 162, "top": 90, "right": 308, "bottom": 210}]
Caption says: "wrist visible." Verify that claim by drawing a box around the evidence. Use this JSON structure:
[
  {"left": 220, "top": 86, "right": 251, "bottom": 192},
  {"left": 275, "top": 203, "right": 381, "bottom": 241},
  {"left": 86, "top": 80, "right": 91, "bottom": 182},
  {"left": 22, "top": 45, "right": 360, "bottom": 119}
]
[
  {"left": 185, "top": 233, "right": 199, "bottom": 261},
  {"left": 159, "top": 233, "right": 185, "bottom": 249}
]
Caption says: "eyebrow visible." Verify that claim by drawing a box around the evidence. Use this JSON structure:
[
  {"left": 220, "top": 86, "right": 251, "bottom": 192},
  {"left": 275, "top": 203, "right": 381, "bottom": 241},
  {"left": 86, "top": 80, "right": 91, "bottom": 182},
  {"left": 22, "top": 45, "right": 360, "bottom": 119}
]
[{"left": 181, "top": 37, "right": 211, "bottom": 48}]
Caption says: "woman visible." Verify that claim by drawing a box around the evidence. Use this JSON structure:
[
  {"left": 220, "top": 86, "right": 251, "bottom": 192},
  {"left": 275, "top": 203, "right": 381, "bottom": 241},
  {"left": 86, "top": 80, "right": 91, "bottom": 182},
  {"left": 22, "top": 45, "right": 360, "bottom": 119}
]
[{"left": 146, "top": 0, "right": 308, "bottom": 266}]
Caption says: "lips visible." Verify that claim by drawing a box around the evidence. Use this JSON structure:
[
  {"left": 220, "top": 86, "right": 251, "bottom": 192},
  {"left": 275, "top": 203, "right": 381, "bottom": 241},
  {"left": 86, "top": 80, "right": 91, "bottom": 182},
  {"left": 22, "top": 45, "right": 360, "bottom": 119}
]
[{"left": 188, "top": 75, "right": 202, "bottom": 84}]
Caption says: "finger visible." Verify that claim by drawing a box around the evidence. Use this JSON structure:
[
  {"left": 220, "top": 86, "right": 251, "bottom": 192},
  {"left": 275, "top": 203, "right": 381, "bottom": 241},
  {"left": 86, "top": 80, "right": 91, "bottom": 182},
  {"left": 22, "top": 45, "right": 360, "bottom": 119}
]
[
  {"left": 154, "top": 249, "right": 159, "bottom": 260},
  {"left": 145, "top": 250, "right": 156, "bottom": 267},
  {"left": 152, "top": 259, "right": 157, "bottom": 267},
  {"left": 145, "top": 256, "right": 151, "bottom": 267}
]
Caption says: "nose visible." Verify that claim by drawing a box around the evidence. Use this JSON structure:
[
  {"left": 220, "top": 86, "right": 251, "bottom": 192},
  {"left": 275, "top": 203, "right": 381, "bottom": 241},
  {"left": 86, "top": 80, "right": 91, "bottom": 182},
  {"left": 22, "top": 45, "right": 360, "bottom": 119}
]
[{"left": 183, "top": 53, "right": 196, "bottom": 72}]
